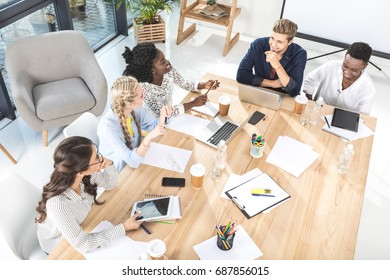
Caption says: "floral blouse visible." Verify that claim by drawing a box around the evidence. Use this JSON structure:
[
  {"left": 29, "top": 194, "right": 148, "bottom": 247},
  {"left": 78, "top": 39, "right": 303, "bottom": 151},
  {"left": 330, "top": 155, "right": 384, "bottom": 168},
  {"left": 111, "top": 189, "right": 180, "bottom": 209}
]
[{"left": 140, "top": 65, "right": 199, "bottom": 117}]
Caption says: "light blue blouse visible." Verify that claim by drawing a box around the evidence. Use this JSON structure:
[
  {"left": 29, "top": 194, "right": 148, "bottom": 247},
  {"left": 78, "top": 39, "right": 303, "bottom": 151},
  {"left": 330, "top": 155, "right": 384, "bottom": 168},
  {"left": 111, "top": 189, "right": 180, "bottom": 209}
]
[{"left": 97, "top": 107, "right": 158, "bottom": 172}]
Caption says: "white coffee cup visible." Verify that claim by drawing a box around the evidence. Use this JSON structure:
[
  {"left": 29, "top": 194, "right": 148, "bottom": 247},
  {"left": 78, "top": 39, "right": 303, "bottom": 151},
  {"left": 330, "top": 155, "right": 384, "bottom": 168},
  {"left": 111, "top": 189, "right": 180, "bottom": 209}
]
[
  {"left": 219, "top": 95, "right": 231, "bottom": 116},
  {"left": 146, "top": 239, "right": 167, "bottom": 260},
  {"left": 294, "top": 95, "right": 308, "bottom": 115},
  {"left": 190, "top": 163, "right": 206, "bottom": 188}
]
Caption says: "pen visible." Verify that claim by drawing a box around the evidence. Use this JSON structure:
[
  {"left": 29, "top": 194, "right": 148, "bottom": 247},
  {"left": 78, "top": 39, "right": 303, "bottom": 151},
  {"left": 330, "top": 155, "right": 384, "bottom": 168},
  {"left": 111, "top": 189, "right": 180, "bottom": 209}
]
[
  {"left": 251, "top": 194, "right": 275, "bottom": 197},
  {"left": 164, "top": 116, "right": 168, "bottom": 125},
  {"left": 324, "top": 116, "right": 331, "bottom": 129},
  {"left": 140, "top": 224, "right": 152, "bottom": 235},
  {"left": 204, "top": 81, "right": 215, "bottom": 96}
]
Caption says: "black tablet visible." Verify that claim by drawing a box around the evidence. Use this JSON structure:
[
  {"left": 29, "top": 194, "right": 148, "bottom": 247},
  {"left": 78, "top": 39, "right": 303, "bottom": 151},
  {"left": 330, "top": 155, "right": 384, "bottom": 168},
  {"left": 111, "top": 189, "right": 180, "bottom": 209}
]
[
  {"left": 331, "top": 108, "right": 360, "bottom": 132},
  {"left": 131, "top": 196, "right": 173, "bottom": 221}
]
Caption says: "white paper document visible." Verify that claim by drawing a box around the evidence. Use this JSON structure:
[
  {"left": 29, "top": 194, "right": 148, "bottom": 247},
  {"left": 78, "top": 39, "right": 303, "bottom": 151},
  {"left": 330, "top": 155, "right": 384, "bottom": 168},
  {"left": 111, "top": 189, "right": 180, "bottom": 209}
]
[
  {"left": 191, "top": 101, "right": 219, "bottom": 117},
  {"left": 142, "top": 142, "right": 192, "bottom": 173},
  {"left": 220, "top": 168, "right": 263, "bottom": 200},
  {"left": 266, "top": 136, "right": 319, "bottom": 177},
  {"left": 167, "top": 113, "right": 210, "bottom": 138},
  {"left": 321, "top": 115, "right": 374, "bottom": 141},
  {"left": 193, "top": 225, "right": 263, "bottom": 260},
  {"left": 84, "top": 221, "right": 148, "bottom": 260}
]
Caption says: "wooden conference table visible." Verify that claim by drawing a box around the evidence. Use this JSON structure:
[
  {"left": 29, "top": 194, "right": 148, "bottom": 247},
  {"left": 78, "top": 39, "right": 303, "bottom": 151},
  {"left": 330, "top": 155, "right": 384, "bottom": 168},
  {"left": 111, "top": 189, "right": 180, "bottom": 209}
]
[{"left": 48, "top": 73, "right": 376, "bottom": 260}]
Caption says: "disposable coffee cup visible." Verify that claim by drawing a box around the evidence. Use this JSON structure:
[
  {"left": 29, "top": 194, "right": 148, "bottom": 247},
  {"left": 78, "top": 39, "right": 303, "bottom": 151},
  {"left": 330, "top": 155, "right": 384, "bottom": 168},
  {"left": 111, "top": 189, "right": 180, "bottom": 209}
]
[
  {"left": 146, "top": 239, "right": 168, "bottom": 260},
  {"left": 219, "top": 95, "right": 231, "bottom": 116},
  {"left": 294, "top": 95, "right": 308, "bottom": 115},
  {"left": 190, "top": 163, "right": 205, "bottom": 188}
]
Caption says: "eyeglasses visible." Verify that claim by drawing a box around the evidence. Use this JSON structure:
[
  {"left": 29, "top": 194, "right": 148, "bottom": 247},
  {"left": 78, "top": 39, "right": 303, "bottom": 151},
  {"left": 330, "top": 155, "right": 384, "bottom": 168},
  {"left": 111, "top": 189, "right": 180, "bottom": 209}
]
[
  {"left": 88, "top": 152, "right": 104, "bottom": 167},
  {"left": 341, "top": 63, "right": 363, "bottom": 76}
]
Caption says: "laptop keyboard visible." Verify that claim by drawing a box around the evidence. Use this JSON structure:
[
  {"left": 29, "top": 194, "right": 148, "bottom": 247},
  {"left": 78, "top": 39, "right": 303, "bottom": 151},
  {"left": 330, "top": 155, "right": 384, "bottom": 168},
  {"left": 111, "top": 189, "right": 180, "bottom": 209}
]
[{"left": 207, "top": 122, "right": 238, "bottom": 146}]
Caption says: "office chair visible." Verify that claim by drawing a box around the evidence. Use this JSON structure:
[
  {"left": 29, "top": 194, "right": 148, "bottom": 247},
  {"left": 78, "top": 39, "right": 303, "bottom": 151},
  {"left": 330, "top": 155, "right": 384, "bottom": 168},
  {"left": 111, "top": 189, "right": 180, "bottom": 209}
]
[
  {"left": 0, "top": 172, "right": 46, "bottom": 259},
  {"left": 5, "top": 30, "right": 108, "bottom": 147},
  {"left": 63, "top": 112, "right": 100, "bottom": 146}
]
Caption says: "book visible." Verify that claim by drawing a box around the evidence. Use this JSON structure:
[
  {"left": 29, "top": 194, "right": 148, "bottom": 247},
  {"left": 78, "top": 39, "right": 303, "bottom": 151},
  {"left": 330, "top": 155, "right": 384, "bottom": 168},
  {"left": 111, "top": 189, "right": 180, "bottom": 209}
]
[
  {"left": 225, "top": 173, "right": 290, "bottom": 219},
  {"left": 199, "top": 5, "right": 228, "bottom": 20}
]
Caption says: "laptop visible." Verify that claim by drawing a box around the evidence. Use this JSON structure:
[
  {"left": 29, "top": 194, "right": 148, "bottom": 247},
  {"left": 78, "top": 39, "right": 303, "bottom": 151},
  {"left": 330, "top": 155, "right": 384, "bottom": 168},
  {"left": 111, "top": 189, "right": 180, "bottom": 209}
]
[
  {"left": 237, "top": 83, "right": 284, "bottom": 110},
  {"left": 195, "top": 115, "right": 249, "bottom": 149}
]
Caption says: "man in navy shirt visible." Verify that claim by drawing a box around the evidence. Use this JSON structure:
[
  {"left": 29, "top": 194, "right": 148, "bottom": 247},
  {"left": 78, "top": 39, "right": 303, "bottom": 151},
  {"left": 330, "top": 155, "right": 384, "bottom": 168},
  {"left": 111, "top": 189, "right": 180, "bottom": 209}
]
[{"left": 236, "top": 19, "right": 307, "bottom": 97}]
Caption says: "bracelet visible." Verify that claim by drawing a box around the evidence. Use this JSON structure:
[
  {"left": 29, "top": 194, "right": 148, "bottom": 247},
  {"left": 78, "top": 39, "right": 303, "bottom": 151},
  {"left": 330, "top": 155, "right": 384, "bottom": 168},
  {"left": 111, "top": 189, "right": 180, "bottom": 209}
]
[{"left": 275, "top": 65, "right": 282, "bottom": 72}]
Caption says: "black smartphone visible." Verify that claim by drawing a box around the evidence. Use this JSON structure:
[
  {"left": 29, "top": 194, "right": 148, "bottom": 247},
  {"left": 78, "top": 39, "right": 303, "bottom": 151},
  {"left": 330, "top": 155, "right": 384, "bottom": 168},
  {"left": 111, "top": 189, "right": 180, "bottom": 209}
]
[
  {"left": 162, "top": 177, "right": 185, "bottom": 187},
  {"left": 248, "top": 111, "right": 265, "bottom": 125}
]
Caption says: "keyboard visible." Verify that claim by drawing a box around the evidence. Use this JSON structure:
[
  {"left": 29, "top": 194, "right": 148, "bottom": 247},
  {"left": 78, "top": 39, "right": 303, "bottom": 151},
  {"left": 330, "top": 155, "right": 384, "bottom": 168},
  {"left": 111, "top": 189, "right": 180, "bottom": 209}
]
[{"left": 207, "top": 121, "right": 238, "bottom": 146}]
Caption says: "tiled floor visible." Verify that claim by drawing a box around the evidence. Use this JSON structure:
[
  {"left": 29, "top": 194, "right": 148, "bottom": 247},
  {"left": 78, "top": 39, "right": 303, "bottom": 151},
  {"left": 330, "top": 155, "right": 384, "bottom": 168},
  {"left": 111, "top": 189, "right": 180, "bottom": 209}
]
[{"left": 1, "top": 9, "right": 390, "bottom": 260}]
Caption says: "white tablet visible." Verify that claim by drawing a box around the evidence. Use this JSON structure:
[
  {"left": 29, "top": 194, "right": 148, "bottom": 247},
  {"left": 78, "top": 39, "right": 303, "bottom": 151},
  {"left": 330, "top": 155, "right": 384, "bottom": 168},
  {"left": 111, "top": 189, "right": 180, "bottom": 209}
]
[{"left": 131, "top": 196, "right": 173, "bottom": 222}]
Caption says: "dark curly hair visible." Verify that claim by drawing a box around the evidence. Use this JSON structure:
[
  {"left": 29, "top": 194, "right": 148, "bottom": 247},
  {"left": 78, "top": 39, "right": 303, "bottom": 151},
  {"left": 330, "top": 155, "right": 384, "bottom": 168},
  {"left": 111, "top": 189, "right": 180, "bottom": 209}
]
[
  {"left": 122, "top": 42, "right": 158, "bottom": 83},
  {"left": 35, "top": 136, "right": 103, "bottom": 223},
  {"left": 347, "top": 42, "right": 372, "bottom": 64}
]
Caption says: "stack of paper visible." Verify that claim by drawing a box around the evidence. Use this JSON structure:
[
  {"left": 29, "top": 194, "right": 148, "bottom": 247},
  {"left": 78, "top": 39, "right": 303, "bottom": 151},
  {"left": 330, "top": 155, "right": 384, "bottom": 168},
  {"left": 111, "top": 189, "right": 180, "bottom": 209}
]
[
  {"left": 143, "top": 142, "right": 192, "bottom": 173},
  {"left": 193, "top": 225, "right": 263, "bottom": 260},
  {"left": 84, "top": 221, "right": 148, "bottom": 260},
  {"left": 266, "top": 136, "right": 319, "bottom": 177},
  {"left": 191, "top": 101, "right": 219, "bottom": 117},
  {"left": 321, "top": 115, "right": 374, "bottom": 141}
]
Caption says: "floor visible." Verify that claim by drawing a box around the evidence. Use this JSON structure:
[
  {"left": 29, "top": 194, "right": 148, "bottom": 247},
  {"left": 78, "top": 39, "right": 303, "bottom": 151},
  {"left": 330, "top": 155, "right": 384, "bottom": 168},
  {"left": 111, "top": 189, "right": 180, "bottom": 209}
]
[{"left": 1, "top": 9, "right": 390, "bottom": 260}]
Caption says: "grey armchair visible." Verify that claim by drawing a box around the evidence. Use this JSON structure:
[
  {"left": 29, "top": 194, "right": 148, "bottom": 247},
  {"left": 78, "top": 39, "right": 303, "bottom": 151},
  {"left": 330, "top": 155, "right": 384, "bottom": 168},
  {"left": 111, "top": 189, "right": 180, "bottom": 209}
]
[{"left": 5, "top": 30, "right": 107, "bottom": 146}]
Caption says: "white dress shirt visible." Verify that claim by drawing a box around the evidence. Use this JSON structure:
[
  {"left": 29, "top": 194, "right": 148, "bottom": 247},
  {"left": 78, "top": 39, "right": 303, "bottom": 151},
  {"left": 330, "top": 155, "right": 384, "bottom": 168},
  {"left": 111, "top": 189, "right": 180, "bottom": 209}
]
[{"left": 302, "top": 61, "right": 375, "bottom": 115}]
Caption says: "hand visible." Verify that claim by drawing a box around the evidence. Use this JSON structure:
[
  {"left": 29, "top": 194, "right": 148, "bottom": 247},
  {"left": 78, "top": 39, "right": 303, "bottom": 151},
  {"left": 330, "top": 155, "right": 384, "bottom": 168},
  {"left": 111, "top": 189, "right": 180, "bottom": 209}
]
[
  {"left": 199, "top": 80, "right": 220, "bottom": 90},
  {"left": 123, "top": 211, "right": 143, "bottom": 231},
  {"left": 159, "top": 105, "right": 174, "bottom": 126},
  {"left": 97, "top": 156, "right": 113, "bottom": 173},
  {"left": 190, "top": 94, "right": 208, "bottom": 107},
  {"left": 264, "top": 51, "right": 281, "bottom": 69}
]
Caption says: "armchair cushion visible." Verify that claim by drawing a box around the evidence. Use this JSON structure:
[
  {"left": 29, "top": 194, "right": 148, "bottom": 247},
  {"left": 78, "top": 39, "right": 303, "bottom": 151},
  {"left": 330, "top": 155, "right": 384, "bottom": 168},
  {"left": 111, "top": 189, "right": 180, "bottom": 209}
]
[{"left": 33, "top": 78, "right": 96, "bottom": 120}]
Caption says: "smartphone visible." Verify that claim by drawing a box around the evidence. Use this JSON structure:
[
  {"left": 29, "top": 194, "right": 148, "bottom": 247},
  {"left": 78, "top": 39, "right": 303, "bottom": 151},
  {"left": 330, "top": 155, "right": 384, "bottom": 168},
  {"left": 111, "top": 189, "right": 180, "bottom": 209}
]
[
  {"left": 248, "top": 111, "right": 265, "bottom": 125},
  {"left": 162, "top": 177, "right": 185, "bottom": 187}
]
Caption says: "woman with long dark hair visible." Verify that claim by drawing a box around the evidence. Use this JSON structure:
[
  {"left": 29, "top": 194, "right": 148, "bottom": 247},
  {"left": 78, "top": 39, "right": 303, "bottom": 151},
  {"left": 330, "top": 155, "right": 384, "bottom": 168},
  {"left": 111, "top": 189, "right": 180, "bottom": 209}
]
[{"left": 36, "top": 136, "right": 142, "bottom": 254}]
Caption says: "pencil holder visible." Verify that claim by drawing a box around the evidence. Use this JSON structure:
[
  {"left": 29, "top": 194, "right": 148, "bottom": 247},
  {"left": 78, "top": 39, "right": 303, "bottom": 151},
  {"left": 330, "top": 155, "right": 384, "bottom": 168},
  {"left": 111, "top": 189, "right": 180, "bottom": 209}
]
[
  {"left": 216, "top": 226, "right": 235, "bottom": 251},
  {"left": 250, "top": 141, "right": 265, "bottom": 158}
]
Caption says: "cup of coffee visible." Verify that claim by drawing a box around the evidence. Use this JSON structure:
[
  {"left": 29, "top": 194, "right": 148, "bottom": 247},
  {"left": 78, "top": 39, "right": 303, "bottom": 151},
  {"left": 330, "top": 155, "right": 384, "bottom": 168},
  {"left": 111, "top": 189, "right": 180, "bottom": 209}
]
[
  {"left": 294, "top": 95, "right": 308, "bottom": 115},
  {"left": 190, "top": 163, "right": 205, "bottom": 188},
  {"left": 219, "top": 95, "right": 231, "bottom": 116},
  {"left": 146, "top": 239, "right": 168, "bottom": 260}
]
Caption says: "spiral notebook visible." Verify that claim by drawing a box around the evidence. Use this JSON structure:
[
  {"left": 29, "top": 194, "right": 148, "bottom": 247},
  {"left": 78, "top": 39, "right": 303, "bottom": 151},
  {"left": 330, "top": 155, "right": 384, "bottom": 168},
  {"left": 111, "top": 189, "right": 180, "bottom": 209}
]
[{"left": 225, "top": 173, "right": 290, "bottom": 219}]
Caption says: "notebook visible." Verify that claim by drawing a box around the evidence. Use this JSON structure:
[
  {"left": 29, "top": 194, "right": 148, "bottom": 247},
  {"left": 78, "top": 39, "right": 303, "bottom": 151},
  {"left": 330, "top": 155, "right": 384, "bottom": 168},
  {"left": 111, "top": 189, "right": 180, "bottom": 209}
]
[
  {"left": 195, "top": 115, "right": 249, "bottom": 149},
  {"left": 331, "top": 108, "right": 360, "bottom": 132},
  {"left": 237, "top": 83, "right": 284, "bottom": 110}
]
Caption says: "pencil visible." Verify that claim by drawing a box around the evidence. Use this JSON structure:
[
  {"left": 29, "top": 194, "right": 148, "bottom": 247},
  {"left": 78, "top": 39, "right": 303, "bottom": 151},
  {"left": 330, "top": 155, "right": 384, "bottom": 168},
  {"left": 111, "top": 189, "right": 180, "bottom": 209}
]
[
  {"left": 324, "top": 116, "right": 331, "bottom": 129},
  {"left": 140, "top": 224, "right": 152, "bottom": 234}
]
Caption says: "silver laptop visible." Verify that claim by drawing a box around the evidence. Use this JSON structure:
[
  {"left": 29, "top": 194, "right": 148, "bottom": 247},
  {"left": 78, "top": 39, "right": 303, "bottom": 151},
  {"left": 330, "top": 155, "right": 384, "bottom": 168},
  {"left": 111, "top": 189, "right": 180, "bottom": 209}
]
[
  {"left": 195, "top": 116, "right": 249, "bottom": 149},
  {"left": 237, "top": 83, "right": 284, "bottom": 110}
]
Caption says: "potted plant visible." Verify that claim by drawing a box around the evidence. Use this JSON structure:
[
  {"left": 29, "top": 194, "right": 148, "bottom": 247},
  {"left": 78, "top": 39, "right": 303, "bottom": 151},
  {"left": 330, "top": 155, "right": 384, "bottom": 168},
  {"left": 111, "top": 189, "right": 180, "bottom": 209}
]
[
  {"left": 29, "top": 10, "right": 56, "bottom": 34},
  {"left": 207, "top": 0, "right": 217, "bottom": 11},
  {"left": 69, "top": 0, "right": 86, "bottom": 18},
  {"left": 115, "top": 0, "right": 180, "bottom": 43}
]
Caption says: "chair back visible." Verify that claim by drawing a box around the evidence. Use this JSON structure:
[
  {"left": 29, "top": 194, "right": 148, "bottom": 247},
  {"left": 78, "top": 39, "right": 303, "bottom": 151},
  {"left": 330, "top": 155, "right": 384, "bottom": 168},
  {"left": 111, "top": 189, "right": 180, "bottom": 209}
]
[
  {"left": 0, "top": 173, "right": 46, "bottom": 259},
  {"left": 63, "top": 112, "right": 100, "bottom": 146}
]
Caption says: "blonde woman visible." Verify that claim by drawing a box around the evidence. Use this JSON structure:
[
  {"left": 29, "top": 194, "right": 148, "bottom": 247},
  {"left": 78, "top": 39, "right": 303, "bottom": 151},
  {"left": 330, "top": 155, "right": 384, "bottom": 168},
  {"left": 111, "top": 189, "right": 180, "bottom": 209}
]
[{"left": 98, "top": 76, "right": 172, "bottom": 172}]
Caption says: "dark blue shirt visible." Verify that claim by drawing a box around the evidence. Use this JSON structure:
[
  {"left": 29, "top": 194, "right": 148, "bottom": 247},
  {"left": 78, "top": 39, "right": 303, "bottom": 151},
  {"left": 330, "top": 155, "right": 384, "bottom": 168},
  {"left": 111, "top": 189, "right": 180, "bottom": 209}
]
[{"left": 236, "top": 37, "right": 307, "bottom": 97}]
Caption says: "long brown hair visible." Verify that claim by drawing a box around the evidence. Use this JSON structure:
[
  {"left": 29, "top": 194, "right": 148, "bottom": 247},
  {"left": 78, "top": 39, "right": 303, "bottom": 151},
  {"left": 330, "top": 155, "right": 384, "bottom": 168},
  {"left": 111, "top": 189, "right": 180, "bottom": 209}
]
[
  {"left": 35, "top": 136, "right": 102, "bottom": 223},
  {"left": 111, "top": 76, "right": 142, "bottom": 149}
]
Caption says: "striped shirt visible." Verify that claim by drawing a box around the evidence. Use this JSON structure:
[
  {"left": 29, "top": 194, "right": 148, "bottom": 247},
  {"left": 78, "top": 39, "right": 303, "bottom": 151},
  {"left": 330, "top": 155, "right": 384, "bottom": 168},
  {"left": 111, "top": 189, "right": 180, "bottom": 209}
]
[{"left": 37, "top": 164, "right": 125, "bottom": 254}]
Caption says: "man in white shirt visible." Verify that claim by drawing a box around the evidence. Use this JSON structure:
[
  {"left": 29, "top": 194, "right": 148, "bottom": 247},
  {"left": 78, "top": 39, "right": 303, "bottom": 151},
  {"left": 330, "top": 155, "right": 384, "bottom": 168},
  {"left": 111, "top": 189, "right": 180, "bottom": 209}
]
[{"left": 301, "top": 42, "right": 375, "bottom": 115}]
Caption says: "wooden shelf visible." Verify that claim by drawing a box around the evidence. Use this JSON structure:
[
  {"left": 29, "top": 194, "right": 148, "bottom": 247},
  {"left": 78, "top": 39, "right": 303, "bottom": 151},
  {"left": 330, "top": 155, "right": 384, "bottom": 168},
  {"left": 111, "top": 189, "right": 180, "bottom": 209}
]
[{"left": 177, "top": 0, "right": 241, "bottom": 56}]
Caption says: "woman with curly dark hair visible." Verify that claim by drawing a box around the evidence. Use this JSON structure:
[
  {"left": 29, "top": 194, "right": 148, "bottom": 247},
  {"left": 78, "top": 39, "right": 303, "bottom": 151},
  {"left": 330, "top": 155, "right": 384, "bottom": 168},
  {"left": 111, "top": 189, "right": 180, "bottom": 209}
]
[
  {"left": 122, "top": 42, "right": 219, "bottom": 117},
  {"left": 36, "top": 136, "right": 143, "bottom": 254}
]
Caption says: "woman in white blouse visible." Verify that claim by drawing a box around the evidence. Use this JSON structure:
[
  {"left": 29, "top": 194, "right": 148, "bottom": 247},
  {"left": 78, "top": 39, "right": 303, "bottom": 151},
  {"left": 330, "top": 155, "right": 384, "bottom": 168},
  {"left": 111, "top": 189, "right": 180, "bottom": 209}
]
[
  {"left": 122, "top": 43, "right": 220, "bottom": 117},
  {"left": 36, "top": 136, "right": 143, "bottom": 254}
]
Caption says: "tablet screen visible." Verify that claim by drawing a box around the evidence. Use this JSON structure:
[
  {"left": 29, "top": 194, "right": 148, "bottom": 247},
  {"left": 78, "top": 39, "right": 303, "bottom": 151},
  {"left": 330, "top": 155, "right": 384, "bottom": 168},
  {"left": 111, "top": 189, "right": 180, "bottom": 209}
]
[
  {"left": 132, "top": 197, "right": 172, "bottom": 221},
  {"left": 331, "top": 108, "right": 360, "bottom": 132}
]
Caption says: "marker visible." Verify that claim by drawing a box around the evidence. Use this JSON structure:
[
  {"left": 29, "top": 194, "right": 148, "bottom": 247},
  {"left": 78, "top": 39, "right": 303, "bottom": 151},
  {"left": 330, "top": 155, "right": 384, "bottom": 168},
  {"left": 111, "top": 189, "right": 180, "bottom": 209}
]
[
  {"left": 324, "top": 116, "right": 331, "bottom": 129},
  {"left": 164, "top": 117, "right": 168, "bottom": 125}
]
